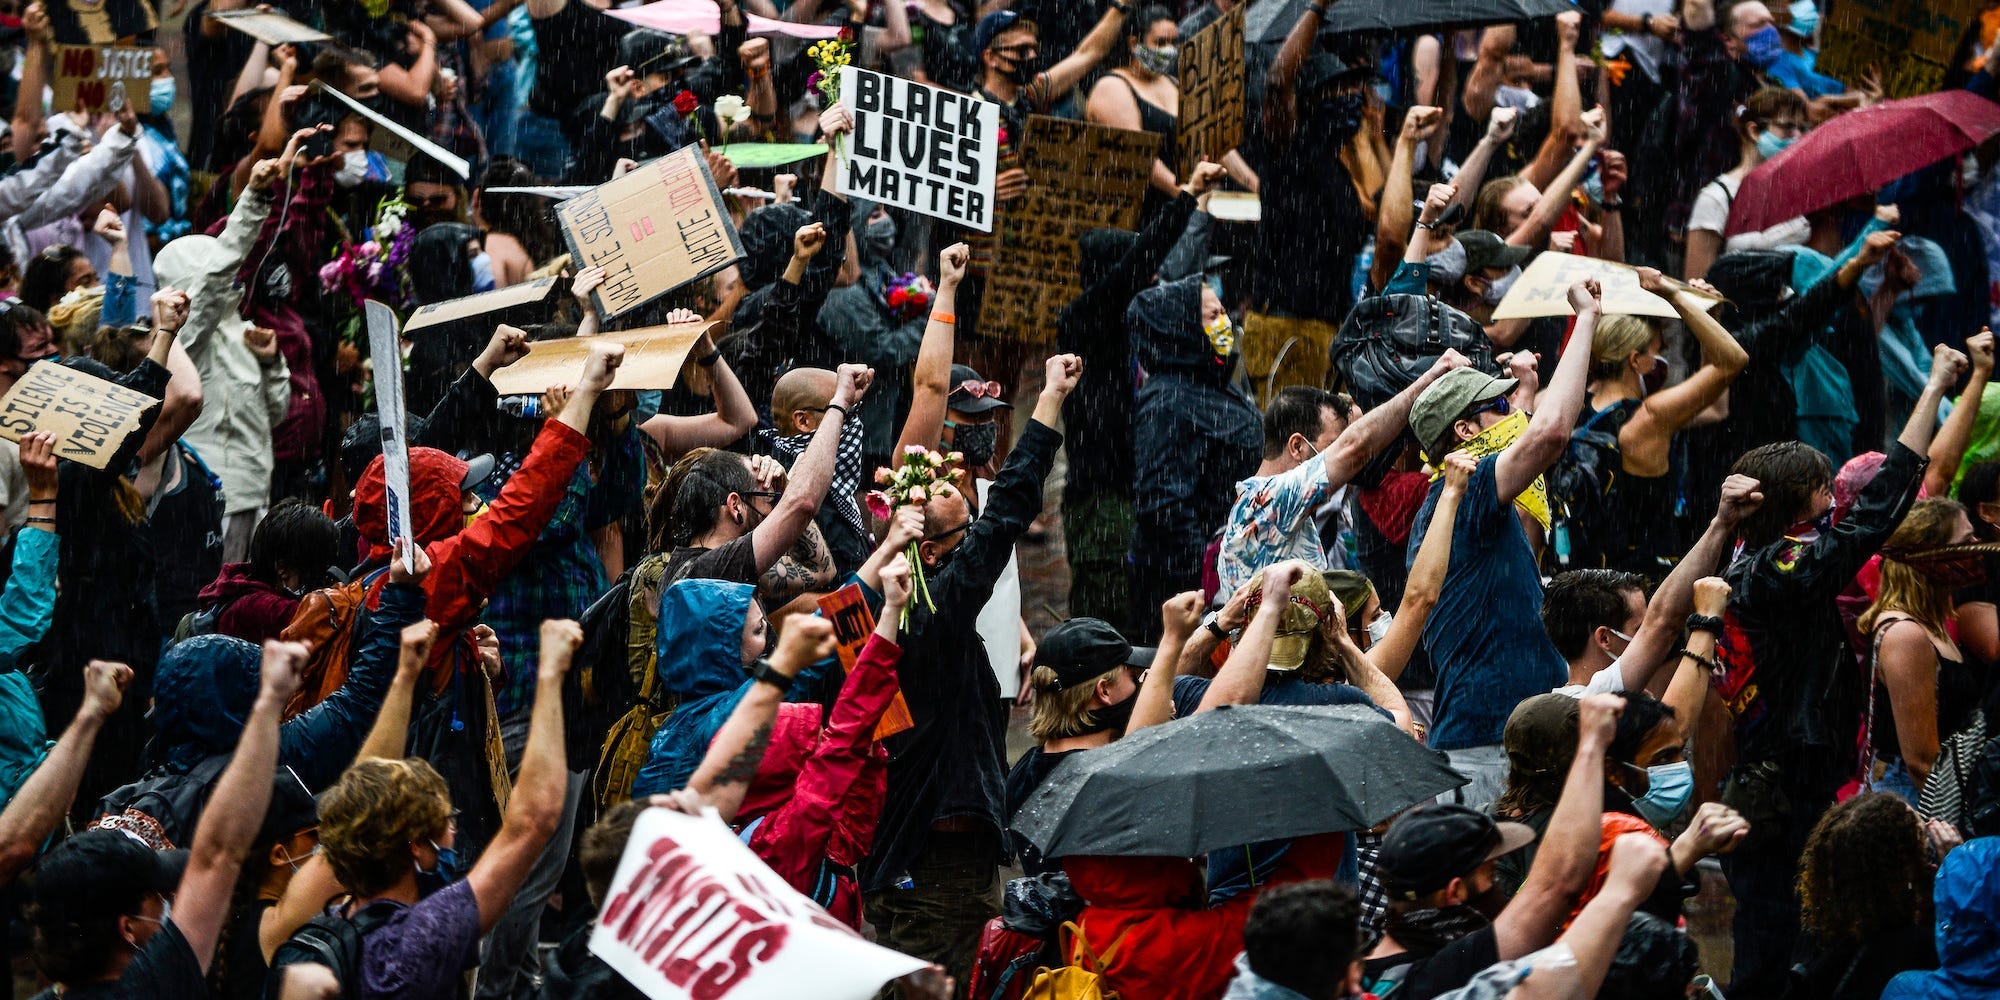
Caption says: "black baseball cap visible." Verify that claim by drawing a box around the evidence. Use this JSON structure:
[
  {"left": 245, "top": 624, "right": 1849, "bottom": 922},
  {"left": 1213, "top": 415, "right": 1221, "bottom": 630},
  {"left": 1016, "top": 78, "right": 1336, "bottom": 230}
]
[
  {"left": 620, "top": 29, "right": 700, "bottom": 77},
  {"left": 948, "top": 363, "right": 1012, "bottom": 415},
  {"left": 1376, "top": 804, "right": 1536, "bottom": 901},
  {"left": 1456, "top": 230, "right": 1530, "bottom": 275},
  {"left": 1038, "top": 618, "right": 1153, "bottom": 691},
  {"left": 31, "top": 829, "right": 187, "bottom": 930},
  {"left": 257, "top": 767, "right": 321, "bottom": 849}
]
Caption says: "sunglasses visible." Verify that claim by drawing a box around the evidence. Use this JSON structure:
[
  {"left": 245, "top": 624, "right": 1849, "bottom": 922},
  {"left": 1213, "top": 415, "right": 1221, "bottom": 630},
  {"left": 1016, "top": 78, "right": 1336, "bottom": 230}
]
[
  {"left": 994, "top": 43, "right": 1039, "bottom": 59},
  {"left": 953, "top": 379, "right": 1003, "bottom": 399},
  {"left": 1471, "top": 395, "right": 1512, "bottom": 419},
  {"left": 924, "top": 519, "right": 971, "bottom": 543}
]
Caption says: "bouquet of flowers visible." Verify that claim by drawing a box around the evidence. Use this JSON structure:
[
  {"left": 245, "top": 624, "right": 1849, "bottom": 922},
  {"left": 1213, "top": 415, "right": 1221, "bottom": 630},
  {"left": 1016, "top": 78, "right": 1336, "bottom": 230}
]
[
  {"left": 319, "top": 193, "right": 416, "bottom": 314},
  {"left": 866, "top": 445, "right": 965, "bottom": 625},
  {"left": 805, "top": 38, "right": 852, "bottom": 161},
  {"left": 884, "top": 272, "right": 933, "bottom": 322}
]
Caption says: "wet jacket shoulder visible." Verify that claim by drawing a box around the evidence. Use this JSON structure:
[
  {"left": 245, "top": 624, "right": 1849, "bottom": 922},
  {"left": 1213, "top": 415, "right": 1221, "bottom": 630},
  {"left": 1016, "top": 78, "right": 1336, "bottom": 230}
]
[{"left": 1881, "top": 837, "right": 2000, "bottom": 1000}]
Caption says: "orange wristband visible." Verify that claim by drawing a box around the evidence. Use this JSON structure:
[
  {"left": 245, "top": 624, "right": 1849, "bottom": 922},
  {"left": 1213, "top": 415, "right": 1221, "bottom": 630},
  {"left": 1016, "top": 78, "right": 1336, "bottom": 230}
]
[{"left": 933, "top": 312, "right": 956, "bottom": 324}]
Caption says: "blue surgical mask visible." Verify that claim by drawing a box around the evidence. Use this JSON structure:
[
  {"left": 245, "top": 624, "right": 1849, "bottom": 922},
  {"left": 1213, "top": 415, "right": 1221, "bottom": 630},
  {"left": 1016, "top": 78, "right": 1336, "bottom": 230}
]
[
  {"left": 1634, "top": 760, "right": 1695, "bottom": 827},
  {"left": 1755, "top": 130, "right": 1796, "bottom": 160},
  {"left": 148, "top": 77, "right": 175, "bottom": 117},
  {"left": 415, "top": 839, "right": 464, "bottom": 896},
  {"left": 1744, "top": 25, "right": 1784, "bottom": 68},
  {"left": 1786, "top": 0, "right": 1819, "bottom": 37},
  {"left": 470, "top": 251, "right": 495, "bottom": 292}
]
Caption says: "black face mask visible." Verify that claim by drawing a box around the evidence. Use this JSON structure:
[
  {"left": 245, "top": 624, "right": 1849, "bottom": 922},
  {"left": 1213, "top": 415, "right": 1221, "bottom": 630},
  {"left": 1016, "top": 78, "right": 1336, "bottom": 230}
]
[
  {"left": 1384, "top": 902, "right": 1491, "bottom": 954},
  {"left": 998, "top": 54, "right": 1035, "bottom": 85},
  {"left": 1068, "top": 688, "right": 1137, "bottom": 737},
  {"left": 1303, "top": 92, "right": 1366, "bottom": 151},
  {"left": 951, "top": 422, "right": 998, "bottom": 466}
]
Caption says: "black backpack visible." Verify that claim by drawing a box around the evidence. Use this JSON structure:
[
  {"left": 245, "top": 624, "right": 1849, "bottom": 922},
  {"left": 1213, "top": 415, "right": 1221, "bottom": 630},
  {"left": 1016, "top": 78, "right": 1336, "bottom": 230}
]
[
  {"left": 263, "top": 900, "right": 403, "bottom": 1000},
  {"left": 92, "top": 753, "right": 233, "bottom": 849},
  {"left": 1544, "top": 402, "right": 1633, "bottom": 571},
  {"left": 1330, "top": 293, "right": 1497, "bottom": 409}
]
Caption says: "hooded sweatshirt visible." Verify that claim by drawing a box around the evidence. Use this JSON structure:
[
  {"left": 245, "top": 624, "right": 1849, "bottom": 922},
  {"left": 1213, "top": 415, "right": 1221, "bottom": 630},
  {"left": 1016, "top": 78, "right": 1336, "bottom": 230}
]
[
  {"left": 195, "top": 562, "right": 302, "bottom": 644},
  {"left": 1882, "top": 837, "right": 2000, "bottom": 1000},
  {"left": 631, "top": 579, "right": 759, "bottom": 796},
  {"left": 405, "top": 222, "right": 484, "bottom": 415}
]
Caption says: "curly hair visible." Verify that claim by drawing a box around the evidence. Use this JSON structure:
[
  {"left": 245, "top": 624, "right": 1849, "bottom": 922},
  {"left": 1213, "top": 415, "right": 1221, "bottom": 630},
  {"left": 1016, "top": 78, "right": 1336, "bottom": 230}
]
[
  {"left": 319, "top": 758, "right": 452, "bottom": 897},
  {"left": 1797, "top": 792, "right": 1933, "bottom": 946}
]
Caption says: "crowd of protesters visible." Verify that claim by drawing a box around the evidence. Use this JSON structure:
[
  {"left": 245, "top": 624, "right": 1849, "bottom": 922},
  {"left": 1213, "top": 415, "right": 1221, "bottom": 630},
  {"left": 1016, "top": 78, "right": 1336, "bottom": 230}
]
[{"left": 0, "top": 0, "right": 1997, "bottom": 998}]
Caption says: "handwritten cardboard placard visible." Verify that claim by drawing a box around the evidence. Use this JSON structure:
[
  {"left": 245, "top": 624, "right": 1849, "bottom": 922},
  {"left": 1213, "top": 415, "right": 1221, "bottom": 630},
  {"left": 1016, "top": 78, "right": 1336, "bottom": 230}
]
[
  {"left": 1177, "top": 2, "right": 1246, "bottom": 177},
  {"left": 1207, "top": 191, "right": 1261, "bottom": 223},
  {"left": 205, "top": 8, "right": 331, "bottom": 45},
  {"left": 592, "top": 808, "right": 925, "bottom": 1000},
  {"left": 314, "top": 82, "right": 470, "bottom": 181},
  {"left": 0, "top": 360, "right": 153, "bottom": 470},
  {"left": 487, "top": 323, "right": 714, "bottom": 396},
  {"left": 404, "top": 277, "right": 560, "bottom": 335},
  {"left": 982, "top": 117, "right": 1157, "bottom": 345},
  {"left": 557, "top": 147, "right": 744, "bottom": 320},
  {"left": 816, "top": 584, "right": 914, "bottom": 740},
  {"left": 47, "top": 0, "right": 154, "bottom": 45},
  {"left": 1489, "top": 251, "right": 1722, "bottom": 321},
  {"left": 52, "top": 45, "right": 151, "bottom": 114},
  {"left": 837, "top": 66, "right": 1000, "bottom": 231},
  {"left": 1817, "top": 0, "right": 1977, "bottom": 99}
]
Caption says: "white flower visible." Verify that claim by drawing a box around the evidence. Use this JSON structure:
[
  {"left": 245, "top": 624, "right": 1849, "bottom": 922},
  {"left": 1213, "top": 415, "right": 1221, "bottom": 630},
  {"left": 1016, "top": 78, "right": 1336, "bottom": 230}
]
[
  {"left": 715, "top": 94, "right": 752, "bottom": 125},
  {"left": 376, "top": 214, "right": 402, "bottom": 239}
]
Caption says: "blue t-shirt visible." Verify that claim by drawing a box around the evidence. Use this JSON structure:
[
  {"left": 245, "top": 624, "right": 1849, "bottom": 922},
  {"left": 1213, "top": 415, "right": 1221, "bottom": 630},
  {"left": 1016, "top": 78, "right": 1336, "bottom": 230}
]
[{"left": 1405, "top": 454, "right": 1567, "bottom": 750}]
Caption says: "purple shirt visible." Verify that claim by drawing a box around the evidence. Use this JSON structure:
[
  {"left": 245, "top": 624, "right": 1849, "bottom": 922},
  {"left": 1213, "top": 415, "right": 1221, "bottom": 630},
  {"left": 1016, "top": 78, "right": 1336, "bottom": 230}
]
[{"left": 361, "top": 881, "right": 482, "bottom": 1000}]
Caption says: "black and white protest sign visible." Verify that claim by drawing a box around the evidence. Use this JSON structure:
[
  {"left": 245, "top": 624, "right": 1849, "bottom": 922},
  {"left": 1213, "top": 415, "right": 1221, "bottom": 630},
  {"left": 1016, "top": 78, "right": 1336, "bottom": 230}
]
[{"left": 836, "top": 67, "right": 999, "bottom": 231}]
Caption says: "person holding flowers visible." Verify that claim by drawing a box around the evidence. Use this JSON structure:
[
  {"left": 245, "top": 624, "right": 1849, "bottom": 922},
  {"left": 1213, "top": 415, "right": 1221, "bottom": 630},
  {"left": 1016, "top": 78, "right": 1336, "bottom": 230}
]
[{"left": 860, "top": 351, "right": 1083, "bottom": 994}]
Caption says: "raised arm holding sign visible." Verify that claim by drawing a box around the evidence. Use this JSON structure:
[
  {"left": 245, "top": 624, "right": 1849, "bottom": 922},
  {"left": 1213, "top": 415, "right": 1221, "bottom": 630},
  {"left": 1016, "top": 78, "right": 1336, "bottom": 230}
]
[
  {"left": 836, "top": 67, "right": 999, "bottom": 230},
  {"left": 556, "top": 146, "right": 745, "bottom": 320}
]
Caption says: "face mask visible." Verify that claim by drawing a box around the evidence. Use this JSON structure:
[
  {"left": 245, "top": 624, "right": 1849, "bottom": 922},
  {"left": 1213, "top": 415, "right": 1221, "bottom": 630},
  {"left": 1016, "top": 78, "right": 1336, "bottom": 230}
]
[
  {"left": 1309, "top": 92, "right": 1367, "bottom": 149},
  {"left": 149, "top": 76, "right": 175, "bottom": 117},
  {"left": 260, "top": 260, "right": 293, "bottom": 302},
  {"left": 1755, "top": 129, "right": 1796, "bottom": 160},
  {"left": 1426, "top": 239, "right": 1468, "bottom": 284},
  {"left": 1134, "top": 44, "right": 1178, "bottom": 77},
  {"left": 1481, "top": 266, "right": 1521, "bottom": 305},
  {"left": 1202, "top": 313, "right": 1237, "bottom": 357},
  {"left": 1633, "top": 760, "right": 1695, "bottom": 827},
  {"left": 1384, "top": 902, "right": 1490, "bottom": 953},
  {"left": 464, "top": 500, "right": 489, "bottom": 529},
  {"left": 1495, "top": 84, "right": 1541, "bottom": 111},
  {"left": 415, "top": 839, "right": 464, "bottom": 897},
  {"left": 335, "top": 149, "right": 370, "bottom": 188},
  {"left": 1787, "top": 0, "right": 1820, "bottom": 36},
  {"left": 1638, "top": 354, "right": 1669, "bottom": 396},
  {"left": 470, "top": 252, "right": 495, "bottom": 293},
  {"left": 999, "top": 53, "right": 1035, "bottom": 85},
  {"left": 863, "top": 215, "right": 897, "bottom": 260},
  {"left": 949, "top": 420, "right": 998, "bottom": 466},
  {"left": 1366, "top": 610, "right": 1393, "bottom": 647},
  {"left": 1744, "top": 25, "right": 1784, "bottom": 68},
  {"left": 1072, "top": 688, "right": 1138, "bottom": 736}
]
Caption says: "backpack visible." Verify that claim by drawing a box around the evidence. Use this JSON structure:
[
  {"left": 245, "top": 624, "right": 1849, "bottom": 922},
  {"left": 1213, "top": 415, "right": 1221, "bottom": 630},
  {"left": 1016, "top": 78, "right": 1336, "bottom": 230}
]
[
  {"left": 1329, "top": 294, "right": 1496, "bottom": 410},
  {"left": 263, "top": 900, "right": 402, "bottom": 1000},
  {"left": 591, "top": 553, "right": 677, "bottom": 810},
  {"left": 970, "top": 874, "right": 1085, "bottom": 1000},
  {"left": 1022, "top": 922, "right": 1127, "bottom": 1000},
  {"left": 1544, "top": 402, "right": 1632, "bottom": 571},
  {"left": 278, "top": 568, "right": 389, "bottom": 719},
  {"left": 92, "top": 753, "right": 234, "bottom": 849},
  {"left": 1919, "top": 709, "right": 1987, "bottom": 829}
]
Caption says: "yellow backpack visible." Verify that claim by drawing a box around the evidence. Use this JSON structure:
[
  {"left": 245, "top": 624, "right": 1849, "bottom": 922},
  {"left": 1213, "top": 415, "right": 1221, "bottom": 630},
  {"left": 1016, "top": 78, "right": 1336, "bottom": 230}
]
[{"left": 1022, "top": 922, "right": 1127, "bottom": 1000}]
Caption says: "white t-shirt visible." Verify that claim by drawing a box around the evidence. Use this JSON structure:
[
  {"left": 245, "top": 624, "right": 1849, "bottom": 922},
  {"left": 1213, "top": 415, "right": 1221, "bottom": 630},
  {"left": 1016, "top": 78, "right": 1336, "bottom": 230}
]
[
  {"left": 1687, "top": 173, "right": 1810, "bottom": 252},
  {"left": 1552, "top": 659, "right": 1628, "bottom": 699}
]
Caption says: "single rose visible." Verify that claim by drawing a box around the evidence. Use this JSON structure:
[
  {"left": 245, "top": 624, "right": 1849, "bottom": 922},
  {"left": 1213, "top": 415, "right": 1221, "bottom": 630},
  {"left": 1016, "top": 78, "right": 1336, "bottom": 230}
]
[{"left": 673, "top": 90, "right": 700, "bottom": 115}]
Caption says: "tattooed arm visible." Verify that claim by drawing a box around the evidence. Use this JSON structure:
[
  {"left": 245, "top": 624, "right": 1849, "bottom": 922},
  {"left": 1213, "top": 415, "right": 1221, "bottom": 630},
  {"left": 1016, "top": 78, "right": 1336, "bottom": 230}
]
[
  {"left": 759, "top": 520, "right": 836, "bottom": 605},
  {"left": 686, "top": 617, "right": 838, "bottom": 823}
]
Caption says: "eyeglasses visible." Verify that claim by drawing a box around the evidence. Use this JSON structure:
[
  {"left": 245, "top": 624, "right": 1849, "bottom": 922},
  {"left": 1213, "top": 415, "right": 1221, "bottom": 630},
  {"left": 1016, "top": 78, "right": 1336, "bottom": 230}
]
[
  {"left": 407, "top": 193, "right": 455, "bottom": 209},
  {"left": 952, "top": 379, "right": 1004, "bottom": 399},
  {"left": 924, "top": 519, "right": 971, "bottom": 543},
  {"left": 1470, "top": 396, "right": 1512, "bottom": 419},
  {"left": 744, "top": 489, "right": 782, "bottom": 502},
  {"left": 994, "top": 43, "right": 1039, "bottom": 60}
]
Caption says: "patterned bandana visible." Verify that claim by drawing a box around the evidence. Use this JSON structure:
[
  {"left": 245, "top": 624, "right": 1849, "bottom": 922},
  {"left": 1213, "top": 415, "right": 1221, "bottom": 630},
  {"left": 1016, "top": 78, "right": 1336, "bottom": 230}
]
[
  {"left": 762, "top": 409, "right": 868, "bottom": 538},
  {"left": 1424, "top": 409, "right": 1551, "bottom": 532}
]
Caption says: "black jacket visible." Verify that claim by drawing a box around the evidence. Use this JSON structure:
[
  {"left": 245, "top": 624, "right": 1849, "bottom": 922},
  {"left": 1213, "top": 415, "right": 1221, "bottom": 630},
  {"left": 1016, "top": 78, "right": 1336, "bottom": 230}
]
[{"left": 720, "top": 196, "right": 854, "bottom": 424}]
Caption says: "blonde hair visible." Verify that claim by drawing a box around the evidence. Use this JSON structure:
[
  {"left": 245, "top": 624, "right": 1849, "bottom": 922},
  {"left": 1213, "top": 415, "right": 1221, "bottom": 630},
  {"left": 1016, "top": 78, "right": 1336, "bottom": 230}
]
[
  {"left": 1589, "top": 314, "right": 1659, "bottom": 381},
  {"left": 1028, "top": 665, "right": 1125, "bottom": 741},
  {"left": 1473, "top": 176, "right": 1531, "bottom": 235},
  {"left": 319, "top": 758, "right": 452, "bottom": 897},
  {"left": 46, "top": 286, "right": 104, "bottom": 355},
  {"left": 1860, "top": 498, "right": 1965, "bottom": 637}
]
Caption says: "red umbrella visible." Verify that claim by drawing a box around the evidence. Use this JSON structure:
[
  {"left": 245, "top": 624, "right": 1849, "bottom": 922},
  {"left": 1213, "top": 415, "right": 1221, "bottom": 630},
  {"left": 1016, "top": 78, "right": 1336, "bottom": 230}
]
[{"left": 1725, "top": 90, "right": 2000, "bottom": 236}]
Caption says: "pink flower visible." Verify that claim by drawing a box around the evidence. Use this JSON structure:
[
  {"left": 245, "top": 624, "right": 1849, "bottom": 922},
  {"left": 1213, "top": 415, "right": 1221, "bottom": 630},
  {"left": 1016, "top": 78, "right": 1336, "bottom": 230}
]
[
  {"left": 908, "top": 487, "right": 929, "bottom": 503},
  {"left": 865, "top": 491, "right": 893, "bottom": 519},
  {"left": 905, "top": 445, "right": 927, "bottom": 456},
  {"left": 359, "top": 240, "right": 382, "bottom": 258},
  {"left": 807, "top": 70, "right": 824, "bottom": 91},
  {"left": 874, "top": 467, "right": 892, "bottom": 485},
  {"left": 926, "top": 450, "right": 944, "bottom": 465},
  {"left": 947, "top": 451, "right": 964, "bottom": 465}
]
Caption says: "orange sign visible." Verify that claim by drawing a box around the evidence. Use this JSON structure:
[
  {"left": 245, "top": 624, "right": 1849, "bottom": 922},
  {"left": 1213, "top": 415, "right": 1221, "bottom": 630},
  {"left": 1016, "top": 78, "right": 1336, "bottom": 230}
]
[{"left": 817, "top": 584, "right": 914, "bottom": 740}]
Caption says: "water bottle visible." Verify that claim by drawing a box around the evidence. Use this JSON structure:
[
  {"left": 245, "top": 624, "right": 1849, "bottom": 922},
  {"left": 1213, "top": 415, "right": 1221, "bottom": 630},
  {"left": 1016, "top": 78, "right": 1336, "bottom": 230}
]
[{"left": 497, "top": 394, "right": 541, "bottom": 419}]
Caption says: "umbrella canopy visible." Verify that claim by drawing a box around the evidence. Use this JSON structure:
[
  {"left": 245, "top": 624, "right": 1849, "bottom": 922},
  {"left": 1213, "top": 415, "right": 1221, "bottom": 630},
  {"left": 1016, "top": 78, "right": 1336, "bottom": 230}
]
[
  {"left": 1726, "top": 90, "right": 2000, "bottom": 236},
  {"left": 611, "top": 0, "right": 843, "bottom": 40},
  {"left": 1247, "top": 0, "right": 1575, "bottom": 43},
  {"left": 1011, "top": 704, "right": 1466, "bottom": 859}
]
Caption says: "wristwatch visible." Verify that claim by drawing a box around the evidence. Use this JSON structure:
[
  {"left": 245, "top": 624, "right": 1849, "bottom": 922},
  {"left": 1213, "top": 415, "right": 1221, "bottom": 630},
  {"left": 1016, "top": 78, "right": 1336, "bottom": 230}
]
[
  {"left": 750, "top": 657, "right": 794, "bottom": 692},
  {"left": 1640, "top": 13, "right": 1654, "bottom": 33},
  {"left": 1201, "top": 613, "right": 1230, "bottom": 642}
]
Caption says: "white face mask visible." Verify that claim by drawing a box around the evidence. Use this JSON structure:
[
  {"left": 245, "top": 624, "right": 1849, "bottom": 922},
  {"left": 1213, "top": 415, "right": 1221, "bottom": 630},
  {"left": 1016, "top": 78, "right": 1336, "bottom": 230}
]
[
  {"left": 1365, "top": 610, "right": 1393, "bottom": 647},
  {"left": 1481, "top": 265, "right": 1521, "bottom": 305},
  {"left": 334, "top": 150, "right": 370, "bottom": 188}
]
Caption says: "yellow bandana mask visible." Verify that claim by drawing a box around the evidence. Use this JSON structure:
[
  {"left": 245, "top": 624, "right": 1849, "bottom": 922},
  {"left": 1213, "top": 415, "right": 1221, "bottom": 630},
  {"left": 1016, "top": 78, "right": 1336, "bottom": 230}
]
[{"left": 1425, "top": 409, "right": 1551, "bottom": 532}]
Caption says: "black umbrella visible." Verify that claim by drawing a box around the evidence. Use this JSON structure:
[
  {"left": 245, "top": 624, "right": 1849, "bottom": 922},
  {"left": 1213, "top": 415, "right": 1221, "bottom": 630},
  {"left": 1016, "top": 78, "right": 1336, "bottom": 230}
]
[
  {"left": 1011, "top": 704, "right": 1466, "bottom": 859},
  {"left": 1246, "top": 0, "right": 1578, "bottom": 43}
]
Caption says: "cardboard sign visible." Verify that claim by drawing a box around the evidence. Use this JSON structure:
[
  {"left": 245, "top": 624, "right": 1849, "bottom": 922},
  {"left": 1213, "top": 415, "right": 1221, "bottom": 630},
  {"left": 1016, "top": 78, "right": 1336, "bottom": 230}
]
[
  {"left": 982, "top": 117, "right": 1157, "bottom": 344},
  {"left": 816, "top": 585, "right": 914, "bottom": 741},
  {"left": 404, "top": 277, "right": 560, "bottom": 335},
  {"left": 0, "top": 360, "right": 153, "bottom": 470},
  {"left": 484, "top": 186, "right": 593, "bottom": 200},
  {"left": 46, "top": 0, "right": 155, "bottom": 45},
  {"left": 314, "top": 83, "right": 470, "bottom": 181},
  {"left": 591, "top": 808, "right": 926, "bottom": 1000},
  {"left": 1817, "top": 0, "right": 1978, "bottom": 99},
  {"left": 364, "top": 301, "right": 416, "bottom": 573},
  {"left": 1207, "top": 191, "right": 1261, "bottom": 223},
  {"left": 51, "top": 45, "right": 151, "bottom": 114},
  {"left": 486, "top": 322, "right": 714, "bottom": 396},
  {"left": 836, "top": 67, "right": 1000, "bottom": 231},
  {"left": 1489, "top": 252, "right": 1722, "bottom": 321},
  {"left": 1176, "top": 3, "right": 1246, "bottom": 177},
  {"left": 557, "top": 147, "right": 744, "bottom": 320},
  {"left": 205, "top": 8, "right": 330, "bottom": 45}
]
